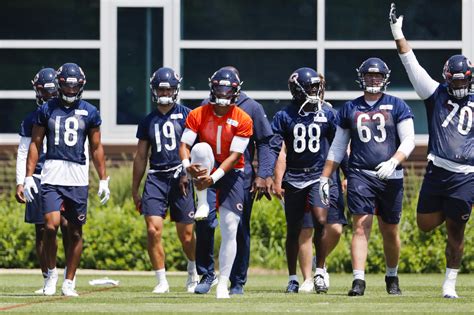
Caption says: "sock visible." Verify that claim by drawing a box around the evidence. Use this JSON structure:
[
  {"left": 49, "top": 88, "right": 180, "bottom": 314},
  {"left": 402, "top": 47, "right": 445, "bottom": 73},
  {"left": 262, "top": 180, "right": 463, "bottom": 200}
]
[
  {"left": 155, "top": 269, "right": 167, "bottom": 284},
  {"left": 218, "top": 207, "right": 240, "bottom": 278},
  {"left": 217, "top": 275, "right": 229, "bottom": 288},
  {"left": 386, "top": 265, "right": 398, "bottom": 277},
  {"left": 63, "top": 279, "right": 74, "bottom": 286},
  {"left": 315, "top": 268, "right": 325, "bottom": 276},
  {"left": 444, "top": 268, "right": 459, "bottom": 289},
  {"left": 353, "top": 269, "right": 365, "bottom": 281},
  {"left": 289, "top": 275, "right": 298, "bottom": 282},
  {"left": 187, "top": 260, "right": 196, "bottom": 274},
  {"left": 47, "top": 268, "right": 57, "bottom": 277}
]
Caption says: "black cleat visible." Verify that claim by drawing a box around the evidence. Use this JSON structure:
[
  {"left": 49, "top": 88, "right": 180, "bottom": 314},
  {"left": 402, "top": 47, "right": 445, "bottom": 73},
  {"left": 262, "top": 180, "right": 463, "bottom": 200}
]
[
  {"left": 313, "top": 274, "right": 328, "bottom": 294},
  {"left": 285, "top": 280, "right": 299, "bottom": 293},
  {"left": 348, "top": 279, "right": 366, "bottom": 296},
  {"left": 385, "top": 276, "right": 402, "bottom": 295}
]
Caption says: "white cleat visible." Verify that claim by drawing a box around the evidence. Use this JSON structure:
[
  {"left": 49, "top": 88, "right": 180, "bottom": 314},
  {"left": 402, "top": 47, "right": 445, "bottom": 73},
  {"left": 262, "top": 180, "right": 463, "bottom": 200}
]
[
  {"left": 324, "top": 271, "right": 330, "bottom": 288},
  {"left": 216, "top": 285, "right": 230, "bottom": 299},
  {"left": 186, "top": 272, "right": 199, "bottom": 293},
  {"left": 34, "top": 287, "right": 44, "bottom": 294},
  {"left": 194, "top": 203, "right": 210, "bottom": 221},
  {"left": 152, "top": 282, "right": 170, "bottom": 294},
  {"left": 299, "top": 279, "right": 314, "bottom": 293},
  {"left": 43, "top": 272, "right": 58, "bottom": 296},
  {"left": 442, "top": 284, "right": 459, "bottom": 299},
  {"left": 61, "top": 281, "right": 79, "bottom": 297}
]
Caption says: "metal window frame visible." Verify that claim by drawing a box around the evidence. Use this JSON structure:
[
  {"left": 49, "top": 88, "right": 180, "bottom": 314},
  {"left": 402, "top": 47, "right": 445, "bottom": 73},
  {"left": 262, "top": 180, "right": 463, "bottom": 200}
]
[{"left": 0, "top": 0, "right": 471, "bottom": 145}]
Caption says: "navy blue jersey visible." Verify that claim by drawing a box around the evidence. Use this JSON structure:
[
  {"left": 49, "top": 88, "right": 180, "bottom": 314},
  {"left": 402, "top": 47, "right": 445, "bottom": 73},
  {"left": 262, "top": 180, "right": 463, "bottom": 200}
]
[
  {"left": 270, "top": 101, "right": 337, "bottom": 183},
  {"left": 336, "top": 93, "right": 414, "bottom": 170},
  {"left": 424, "top": 84, "right": 474, "bottom": 165},
  {"left": 19, "top": 109, "right": 45, "bottom": 175},
  {"left": 34, "top": 99, "right": 101, "bottom": 165},
  {"left": 136, "top": 103, "right": 190, "bottom": 170}
]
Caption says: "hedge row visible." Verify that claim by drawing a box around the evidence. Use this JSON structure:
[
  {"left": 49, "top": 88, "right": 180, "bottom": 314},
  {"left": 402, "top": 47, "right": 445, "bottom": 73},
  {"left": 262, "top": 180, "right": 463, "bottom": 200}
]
[{"left": 1, "top": 164, "right": 472, "bottom": 273}]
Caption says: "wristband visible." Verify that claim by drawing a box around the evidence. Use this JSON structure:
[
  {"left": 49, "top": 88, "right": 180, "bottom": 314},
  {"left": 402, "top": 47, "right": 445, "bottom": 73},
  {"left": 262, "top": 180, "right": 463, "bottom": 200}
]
[
  {"left": 210, "top": 168, "right": 225, "bottom": 184},
  {"left": 182, "top": 159, "right": 191, "bottom": 169}
]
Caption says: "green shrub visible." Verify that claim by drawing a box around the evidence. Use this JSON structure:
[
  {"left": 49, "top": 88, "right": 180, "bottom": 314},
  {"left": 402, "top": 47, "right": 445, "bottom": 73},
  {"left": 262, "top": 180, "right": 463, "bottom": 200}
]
[{"left": 0, "top": 164, "right": 471, "bottom": 273}]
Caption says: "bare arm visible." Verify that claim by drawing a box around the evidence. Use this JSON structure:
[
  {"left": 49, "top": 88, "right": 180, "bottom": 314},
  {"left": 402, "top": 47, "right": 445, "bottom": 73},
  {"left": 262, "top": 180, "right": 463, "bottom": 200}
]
[
  {"left": 132, "top": 139, "right": 150, "bottom": 200},
  {"left": 88, "top": 127, "right": 107, "bottom": 180},
  {"left": 26, "top": 125, "right": 45, "bottom": 177},
  {"left": 272, "top": 142, "right": 286, "bottom": 200}
]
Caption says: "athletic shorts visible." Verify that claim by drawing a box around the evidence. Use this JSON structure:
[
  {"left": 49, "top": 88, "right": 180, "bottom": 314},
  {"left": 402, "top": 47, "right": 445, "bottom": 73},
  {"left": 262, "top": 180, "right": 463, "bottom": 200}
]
[
  {"left": 417, "top": 162, "right": 474, "bottom": 223},
  {"left": 41, "top": 184, "right": 89, "bottom": 225},
  {"left": 346, "top": 170, "right": 403, "bottom": 224},
  {"left": 141, "top": 172, "right": 195, "bottom": 223}
]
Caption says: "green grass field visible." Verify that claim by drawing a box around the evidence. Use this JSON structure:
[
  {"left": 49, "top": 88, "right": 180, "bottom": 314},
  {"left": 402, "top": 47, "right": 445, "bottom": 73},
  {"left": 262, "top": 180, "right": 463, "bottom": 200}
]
[{"left": 1, "top": 272, "right": 474, "bottom": 313}]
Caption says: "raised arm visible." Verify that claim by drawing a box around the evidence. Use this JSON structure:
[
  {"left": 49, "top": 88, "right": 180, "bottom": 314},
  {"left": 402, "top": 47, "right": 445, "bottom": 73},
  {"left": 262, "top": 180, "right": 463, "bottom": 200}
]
[{"left": 389, "top": 3, "right": 439, "bottom": 100}]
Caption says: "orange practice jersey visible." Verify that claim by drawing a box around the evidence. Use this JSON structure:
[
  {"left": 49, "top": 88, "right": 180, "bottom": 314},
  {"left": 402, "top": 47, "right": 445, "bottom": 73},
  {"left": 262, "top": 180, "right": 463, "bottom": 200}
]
[{"left": 185, "top": 104, "right": 253, "bottom": 169}]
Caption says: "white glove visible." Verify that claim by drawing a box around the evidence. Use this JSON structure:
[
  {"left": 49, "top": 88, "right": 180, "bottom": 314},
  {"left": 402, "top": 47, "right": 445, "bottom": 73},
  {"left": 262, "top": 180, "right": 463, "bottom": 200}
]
[
  {"left": 389, "top": 3, "right": 404, "bottom": 40},
  {"left": 319, "top": 176, "right": 332, "bottom": 206},
  {"left": 375, "top": 158, "right": 399, "bottom": 180},
  {"left": 98, "top": 176, "right": 110, "bottom": 205},
  {"left": 24, "top": 176, "right": 38, "bottom": 203}
]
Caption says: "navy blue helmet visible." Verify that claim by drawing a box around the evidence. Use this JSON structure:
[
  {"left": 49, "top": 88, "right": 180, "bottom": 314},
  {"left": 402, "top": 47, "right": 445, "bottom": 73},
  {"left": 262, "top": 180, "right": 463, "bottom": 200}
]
[
  {"left": 31, "top": 68, "right": 58, "bottom": 106},
  {"left": 356, "top": 57, "right": 391, "bottom": 94},
  {"left": 288, "top": 67, "right": 324, "bottom": 103},
  {"left": 56, "top": 63, "right": 86, "bottom": 104},
  {"left": 442, "top": 54, "right": 473, "bottom": 99},
  {"left": 149, "top": 67, "right": 181, "bottom": 105},
  {"left": 209, "top": 68, "right": 242, "bottom": 106}
]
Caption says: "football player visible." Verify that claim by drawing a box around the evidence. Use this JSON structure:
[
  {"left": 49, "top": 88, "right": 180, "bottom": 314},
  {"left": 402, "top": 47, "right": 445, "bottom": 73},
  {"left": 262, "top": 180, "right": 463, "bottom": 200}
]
[
  {"left": 15, "top": 68, "right": 72, "bottom": 293},
  {"left": 269, "top": 68, "right": 347, "bottom": 294},
  {"left": 390, "top": 3, "right": 474, "bottom": 298},
  {"left": 192, "top": 66, "right": 273, "bottom": 296},
  {"left": 132, "top": 67, "right": 198, "bottom": 294},
  {"left": 24, "top": 63, "right": 110, "bottom": 297},
  {"left": 319, "top": 57, "right": 415, "bottom": 296},
  {"left": 179, "top": 68, "right": 253, "bottom": 298}
]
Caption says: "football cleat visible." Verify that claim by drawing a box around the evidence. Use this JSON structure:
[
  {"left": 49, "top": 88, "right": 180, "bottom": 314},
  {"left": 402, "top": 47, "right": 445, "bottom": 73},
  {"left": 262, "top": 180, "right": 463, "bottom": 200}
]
[
  {"left": 385, "top": 276, "right": 402, "bottom": 295},
  {"left": 442, "top": 280, "right": 459, "bottom": 299},
  {"left": 186, "top": 272, "right": 199, "bottom": 293},
  {"left": 61, "top": 280, "right": 79, "bottom": 297},
  {"left": 152, "top": 282, "right": 170, "bottom": 294},
  {"left": 194, "top": 274, "right": 217, "bottom": 294},
  {"left": 34, "top": 287, "right": 44, "bottom": 294},
  {"left": 313, "top": 274, "right": 328, "bottom": 294},
  {"left": 348, "top": 279, "right": 366, "bottom": 296},
  {"left": 216, "top": 284, "right": 230, "bottom": 299},
  {"left": 229, "top": 283, "right": 244, "bottom": 295},
  {"left": 324, "top": 271, "right": 330, "bottom": 288},
  {"left": 299, "top": 279, "right": 314, "bottom": 293},
  {"left": 43, "top": 271, "right": 58, "bottom": 296},
  {"left": 285, "top": 280, "right": 299, "bottom": 293}
]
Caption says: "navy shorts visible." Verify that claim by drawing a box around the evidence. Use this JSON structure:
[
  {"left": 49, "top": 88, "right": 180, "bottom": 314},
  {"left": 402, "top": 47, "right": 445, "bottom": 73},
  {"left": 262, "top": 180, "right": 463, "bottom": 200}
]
[
  {"left": 417, "top": 162, "right": 474, "bottom": 223},
  {"left": 141, "top": 172, "right": 195, "bottom": 223},
  {"left": 284, "top": 180, "right": 346, "bottom": 229},
  {"left": 346, "top": 170, "right": 403, "bottom": 224},
  {"left": 41, "top": 184, "right": 89, "bottom": 225},
  {"left": 210, "top": 169, "right": 245, "bottom": 216},
  {"left": 25, "top": 176, "right": 44, "bottom": 224}
]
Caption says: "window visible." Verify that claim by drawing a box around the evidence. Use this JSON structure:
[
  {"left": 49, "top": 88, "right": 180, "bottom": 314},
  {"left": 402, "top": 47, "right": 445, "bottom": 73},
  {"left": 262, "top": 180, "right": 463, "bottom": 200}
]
[
  {"left": 326, "top": 0, "right": 461, "bottom": 40},
  {"left": 325, "top": 49, "right": 460, "bottom": 91},
  {"left": 0, "top": 49, "right": 100, "bottom": 90},
  {"left": 181, "top": 50, "right": 317, "bottom": 91},
  {"left": 0, "top": 0, "right": 100, "bottom": 40},
  {"left": 182, "top": 0, "right": 316, "bottom": 40},
  {"left": 116, "top": 8, "right": 163, "bottom": 125}
]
